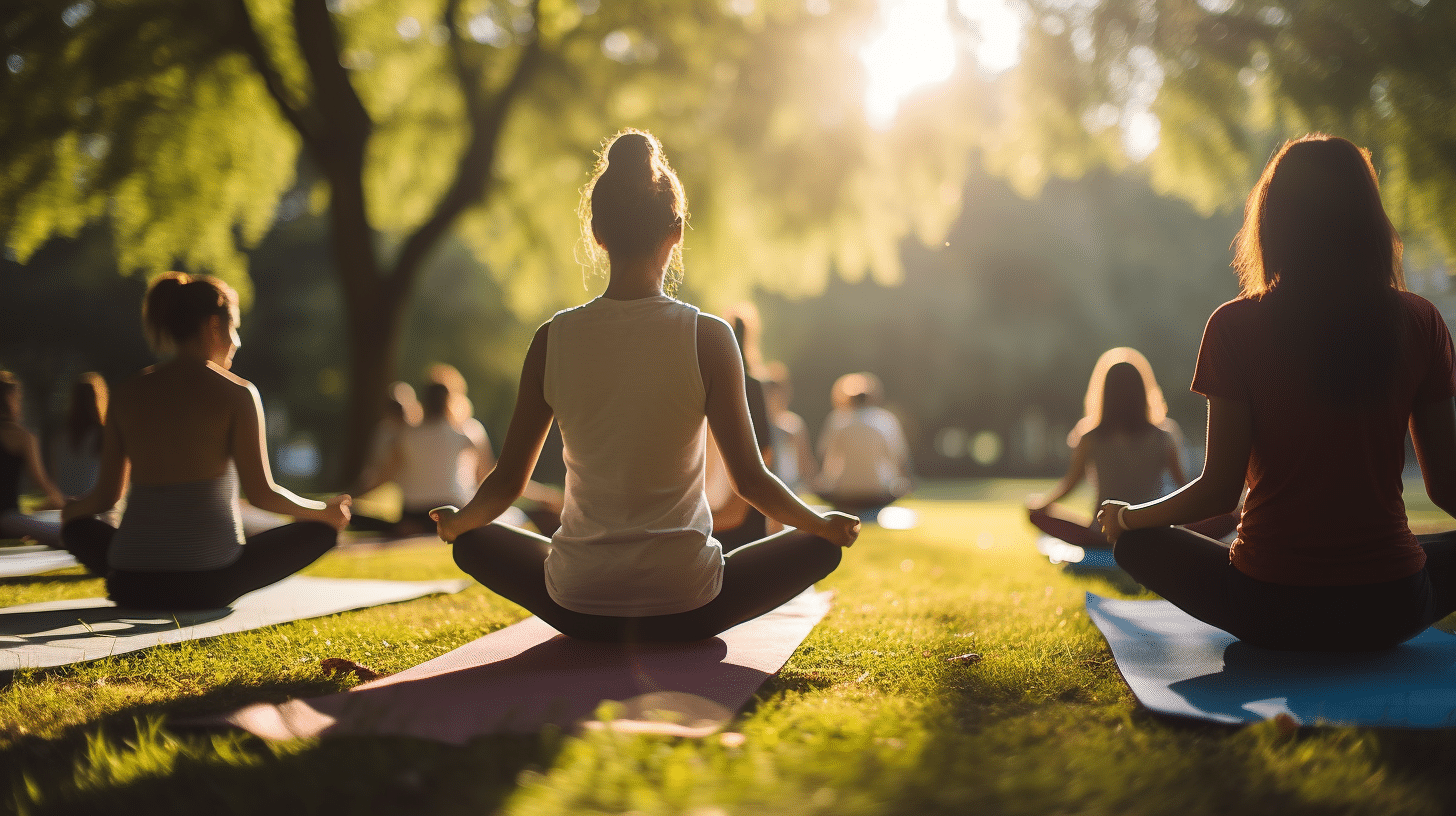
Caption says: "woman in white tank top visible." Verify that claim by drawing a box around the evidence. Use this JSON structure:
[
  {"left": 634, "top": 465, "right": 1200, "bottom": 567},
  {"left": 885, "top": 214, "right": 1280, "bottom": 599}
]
[{"left": 433, "top": 129, "right": 859, "bottom": 641}]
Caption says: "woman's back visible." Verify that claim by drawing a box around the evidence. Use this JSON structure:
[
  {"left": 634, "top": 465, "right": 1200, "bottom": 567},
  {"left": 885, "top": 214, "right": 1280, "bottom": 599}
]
[
  {"left": 1085, "top": 425, "right": 1175, "bottom": 506},
  {"left": 115, "top": 361, "right": 243, "bottom": 486},
  {"left": 542, "top": 294, "right": 718, "bottom": 616},
  {"left": 1194, "top": 291, "right": 1451, "bottom": 583}
]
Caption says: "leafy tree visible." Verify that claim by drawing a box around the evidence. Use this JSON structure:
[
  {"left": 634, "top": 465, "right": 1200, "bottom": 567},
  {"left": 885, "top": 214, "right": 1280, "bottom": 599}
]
[
  {"left": 1, "top": 0, "right": 990, "bottom": 482},
  {"left": 1005, "top": 0, "right": 1456, "bottom": 266}
]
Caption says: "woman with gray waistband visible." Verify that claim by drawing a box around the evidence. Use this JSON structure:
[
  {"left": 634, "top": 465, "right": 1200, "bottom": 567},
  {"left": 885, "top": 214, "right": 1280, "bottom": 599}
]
[{"left": 60, "top": 273, "right": 350, "bottom": 609}]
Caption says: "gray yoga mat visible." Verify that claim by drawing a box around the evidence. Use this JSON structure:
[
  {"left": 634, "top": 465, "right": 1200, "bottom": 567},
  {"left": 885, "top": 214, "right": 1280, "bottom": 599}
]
[
  {"left": 1086, "top": 592, "right": 1456, "bottom": 727},
  {"left": 0, "top": 545, "right": 81, "bottom": 578},
  {"left": 0, "top": 575, "right": 469, "bottom": 672}
]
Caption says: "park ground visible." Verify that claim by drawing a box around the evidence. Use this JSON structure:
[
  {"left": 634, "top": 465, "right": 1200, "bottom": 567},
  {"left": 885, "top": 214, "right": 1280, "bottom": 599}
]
[{"left": 4, "top": 479, "right": 1456, "bottom": 815}]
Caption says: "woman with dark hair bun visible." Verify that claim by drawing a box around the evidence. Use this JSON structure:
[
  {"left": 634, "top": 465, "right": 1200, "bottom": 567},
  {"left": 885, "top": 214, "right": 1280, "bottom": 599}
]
[
  {"left": 1098, "top": 135, "right": 1456, "bottom": 651},
  {"left": 61, "top": 272, "right": 350, "bottom": 610},
  {"left": 434, "top": 129, "right": 858, "bottom": 642}
]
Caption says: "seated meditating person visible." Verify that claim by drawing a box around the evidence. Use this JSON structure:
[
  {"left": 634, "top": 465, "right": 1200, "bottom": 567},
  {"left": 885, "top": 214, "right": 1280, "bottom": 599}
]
[
  {"left": 1027, "top": 347, "right": 1237, "bottom": 550},
  {"left": 49, "top": 372, "right": 109, "bottom": 501},
  {"left": 703, "top": 304, "right": 775, "bottom": 552},
  {"left": 0, "top": 371, "right": 65, "bottom": 544},
  {"left": 60, "top": 272, "right": 350, "bottom": 609},
  {"left": 354, "top": 381, "right": 492, "bottom": 537},
  {"left": 815, "top": 372, "right": 912, "bottom": 517},
  {"left": 433, "top": 128, "right": 859, "bottom": 642},
  {"left": 762, "top": 360, "right": 818, "bottom": 496},
  {"left": 1098, "top": 134, "right": 1456, "bottom": 651}
]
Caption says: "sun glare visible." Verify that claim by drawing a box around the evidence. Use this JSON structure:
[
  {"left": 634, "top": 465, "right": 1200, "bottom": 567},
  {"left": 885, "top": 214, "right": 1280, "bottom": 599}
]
[
  {"left": 860, "top": 0, "right": 957, "bottom": 130},
  {"left": 860, "top": 0, "right": 1025, "bottom": 130}
]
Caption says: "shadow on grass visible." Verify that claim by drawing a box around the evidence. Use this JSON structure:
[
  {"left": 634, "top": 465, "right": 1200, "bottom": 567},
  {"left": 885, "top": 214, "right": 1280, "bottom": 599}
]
[
  {"left": 0, "top": 572, "right": 98, "bottom": 588},
  {"left": 7, "top": 673, "right": 565, "bottom": 816}
]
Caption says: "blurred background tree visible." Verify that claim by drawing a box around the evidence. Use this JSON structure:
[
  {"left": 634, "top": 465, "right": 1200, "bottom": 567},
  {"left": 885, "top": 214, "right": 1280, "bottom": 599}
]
[
  {"left": 1, "top": 0, "right": 989, "bottom": 483},
  {"left": 3, "top": 0, "right": 1453, "bottom": 486}
]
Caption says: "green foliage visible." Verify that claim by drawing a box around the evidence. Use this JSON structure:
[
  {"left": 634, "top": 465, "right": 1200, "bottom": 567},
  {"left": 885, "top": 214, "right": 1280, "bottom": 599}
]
[{"left": 1015, "top": 0, "right": 1456, "bottom": 265}]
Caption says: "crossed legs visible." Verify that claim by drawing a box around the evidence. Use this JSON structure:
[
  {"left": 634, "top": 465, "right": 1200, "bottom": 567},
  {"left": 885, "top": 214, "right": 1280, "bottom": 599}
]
[{"left": 452, "top": 523, "right": 841, "bottom": 642}]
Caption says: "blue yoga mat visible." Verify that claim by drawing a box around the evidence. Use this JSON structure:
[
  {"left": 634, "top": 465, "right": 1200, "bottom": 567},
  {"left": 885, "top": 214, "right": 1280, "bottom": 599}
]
[
  {"left": 1035, "top": 536, "right": 1119, "bottom": 573},
  {"left": 1086, "top": 592, "right": 1456, "bottom": 728}
]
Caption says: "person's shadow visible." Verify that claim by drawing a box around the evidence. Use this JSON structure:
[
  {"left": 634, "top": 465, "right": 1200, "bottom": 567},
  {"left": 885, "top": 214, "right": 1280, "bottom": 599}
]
[
  {"left": 1, "top": 604, "right": 234, "bottom": 646},
  {"left": 1168, "top": 634, "right": 1456, "bottom": 727}
]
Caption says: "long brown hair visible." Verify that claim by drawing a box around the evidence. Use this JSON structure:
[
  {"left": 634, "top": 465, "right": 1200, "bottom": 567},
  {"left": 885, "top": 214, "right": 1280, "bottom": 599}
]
[
  {"left": 65, "top": 372, "right": 108, "bottom": 451},
  {"left": 1069, "top": 347, "right": 1168, "bottom": 445},
  {"left": 1232, "top": 134, "right": 1406, "bottom": 402}
]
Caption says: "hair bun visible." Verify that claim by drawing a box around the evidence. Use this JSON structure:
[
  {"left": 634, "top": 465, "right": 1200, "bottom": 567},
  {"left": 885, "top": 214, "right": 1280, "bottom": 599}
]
[{"left": 606, "top": 131, "right": 654, "bottom": 172}]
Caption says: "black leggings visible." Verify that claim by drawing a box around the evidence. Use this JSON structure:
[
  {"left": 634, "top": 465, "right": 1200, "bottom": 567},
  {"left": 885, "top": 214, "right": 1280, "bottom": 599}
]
[
  {"left": 451, "top": 523, "right": 842, "bottom": 642},
  {"left": 1114, "top": 527, "right": 1456, "bottom": 651},
  {"left": 61, "top": 517, "right": 338, "bottom": 610}
]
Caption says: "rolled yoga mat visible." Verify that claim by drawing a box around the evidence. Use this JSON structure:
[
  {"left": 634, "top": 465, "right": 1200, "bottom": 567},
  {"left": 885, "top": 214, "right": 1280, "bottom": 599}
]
[
  {"left": 1086, "top": 591, "right": 1456, "bottom": 728},
  {"left": 215, "top": 588, "right": 833, "bottom": 743},
  {"left": 0, "top": 575, "right": 469, "bottom": 673}
]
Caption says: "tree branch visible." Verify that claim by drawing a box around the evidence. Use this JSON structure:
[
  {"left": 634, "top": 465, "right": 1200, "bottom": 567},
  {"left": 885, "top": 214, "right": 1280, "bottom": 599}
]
[
  {"left": 292, "top": 0, "right": 373, "bottom": 156},
  {"left": 386, "top": 0, "right": 546, "bottom": 292},
  {"left": 226, "top": 0, "right": 322, "bottom": 152}
]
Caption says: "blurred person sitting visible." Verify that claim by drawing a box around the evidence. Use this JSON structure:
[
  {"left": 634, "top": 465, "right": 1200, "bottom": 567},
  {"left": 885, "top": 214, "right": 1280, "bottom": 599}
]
[
  {"left": 703, "top": 304, "right": 774, "bottom": 551},
  {"left": 49, "top": 372, "right": 108, "bottom": 500},
  {"left": 1027, "top": 348, "right": 1235, "bottom": 551},
  {"left": 355, "top": 380, "right": 422, "bottom": 496},
  {"left": 354, "top": 381, "right": 492, "bottom": 538},
  {"left": 815, "top": 371, "right": 912, "bottom": 517},
  {"left": 763, "top": 360, "right": 818, "bottom": 494},
  {"left": 0, "top": 371, "right": 66, "bottom": 544},
  {"left": 59, "top": 272, "right": 349, "bottom": 609}
]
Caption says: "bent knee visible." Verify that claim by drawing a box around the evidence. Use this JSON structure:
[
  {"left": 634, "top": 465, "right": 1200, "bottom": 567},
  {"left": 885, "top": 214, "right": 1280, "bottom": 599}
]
[{"left": 1112, "top": 528, "right": 1160, "bottom": 572}]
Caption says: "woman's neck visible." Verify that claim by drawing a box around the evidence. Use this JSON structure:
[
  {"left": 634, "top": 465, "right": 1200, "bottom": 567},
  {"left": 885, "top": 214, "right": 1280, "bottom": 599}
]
[{"left": 602, "top": 248, "right": 672, "bottom": 300}]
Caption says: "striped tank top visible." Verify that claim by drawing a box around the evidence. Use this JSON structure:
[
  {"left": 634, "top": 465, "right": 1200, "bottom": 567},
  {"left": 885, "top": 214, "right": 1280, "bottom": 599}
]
[{"left": 109, "top": 467, "right": 246, "bottom": 571}]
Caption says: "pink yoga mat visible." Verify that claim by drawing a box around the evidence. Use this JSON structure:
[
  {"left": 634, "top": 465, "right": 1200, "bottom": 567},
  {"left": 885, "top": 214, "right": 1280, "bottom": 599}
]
[{"left": 217, "top": 589, "right": 831, "bottom": 743}]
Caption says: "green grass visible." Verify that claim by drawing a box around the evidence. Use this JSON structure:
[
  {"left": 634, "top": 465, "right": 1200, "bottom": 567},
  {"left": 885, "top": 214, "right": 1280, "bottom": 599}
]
[{"left": 4, "top": 481, "right": 1456, "bottom": 815}]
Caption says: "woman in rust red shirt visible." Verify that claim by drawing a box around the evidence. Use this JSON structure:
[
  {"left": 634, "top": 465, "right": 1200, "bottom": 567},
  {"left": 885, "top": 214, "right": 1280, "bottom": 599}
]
[{"left": 1097, "top": 134, "right": 1456, "bottom": 651}]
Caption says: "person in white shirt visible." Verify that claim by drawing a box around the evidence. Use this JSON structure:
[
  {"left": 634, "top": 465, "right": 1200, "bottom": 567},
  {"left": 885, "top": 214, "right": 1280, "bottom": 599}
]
[
  {"left": 815, "top": 372, "right": 912, "bottom": 515},
  {"left": 433, "top": 128, "right": 859, "bottom": 642}
]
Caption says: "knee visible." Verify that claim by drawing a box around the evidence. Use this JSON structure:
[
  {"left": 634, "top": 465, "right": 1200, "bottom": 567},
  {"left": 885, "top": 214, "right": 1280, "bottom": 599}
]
[
  {"left": 450, "top": 527, "right": 493, "bottom": 576},
  {"left": 806, "top": 535, "right": 844, "bottom": 578},
  {"left": 1112, "top": 528, "right": 1159, "bottom": 573}
]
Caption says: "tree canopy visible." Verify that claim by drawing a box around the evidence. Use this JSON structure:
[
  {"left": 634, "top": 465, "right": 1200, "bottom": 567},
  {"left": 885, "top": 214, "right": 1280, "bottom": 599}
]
[
  {"left": 5, "top": 0, "right": 1454, "bottom": 482},
  {"left": 1000, "top": 0, "right": 1456, "bottom": 267},
  {"left": 3, "top": 0, "right": 997, "bottom": 479}
]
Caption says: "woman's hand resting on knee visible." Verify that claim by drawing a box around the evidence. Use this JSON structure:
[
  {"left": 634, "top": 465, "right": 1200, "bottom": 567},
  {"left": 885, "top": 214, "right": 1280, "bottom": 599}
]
[
  {"left": 816, "top": 511, "right": 861, "bottom": 548},
  {"left": 1097, "top": 500, "right": 1130, "bottom": 544},
  {"left": 431, "top": 506, "right": 464, "bottom": 543}
]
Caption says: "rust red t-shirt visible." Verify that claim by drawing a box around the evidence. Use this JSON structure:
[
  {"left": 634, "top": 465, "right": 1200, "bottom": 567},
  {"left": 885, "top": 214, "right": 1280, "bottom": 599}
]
[{"left": 1192, "top": 291, "right": 1456, "bottom": 585}]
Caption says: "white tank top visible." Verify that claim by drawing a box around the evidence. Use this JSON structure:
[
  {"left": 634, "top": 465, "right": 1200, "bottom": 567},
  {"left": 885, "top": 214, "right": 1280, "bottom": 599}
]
[
  {"left": 542, "top": 295, "right": 722, "bottom": 616},
  {"left": 396, "top": 418, "right": 481, "bottom": 511}
]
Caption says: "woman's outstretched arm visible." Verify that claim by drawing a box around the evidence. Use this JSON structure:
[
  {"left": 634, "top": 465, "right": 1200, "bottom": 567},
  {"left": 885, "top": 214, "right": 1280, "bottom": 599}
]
[
  {"left": 1099, "top": 396, "right": 1250, "bottom": 542},
  {"left": 62, "top": 402, "right": 128, "bottom": 521},
  {"left": 698, "top": 315, "right": 859, "bottom": 548},
  {"left": 435, "top": 323, "right": 555, "bottom": 542},
  {"left": 231, "top": 382, "right": 350, "bottom": 529},
  {"left": 1027, "top": 437, "right": 1090, "bottom": 512}
]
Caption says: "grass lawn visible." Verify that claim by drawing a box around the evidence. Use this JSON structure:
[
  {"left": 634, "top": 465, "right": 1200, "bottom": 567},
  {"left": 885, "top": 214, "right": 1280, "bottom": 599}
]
[{"left": 5, "top": 480, "right": 1456, "bottom": 815}]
